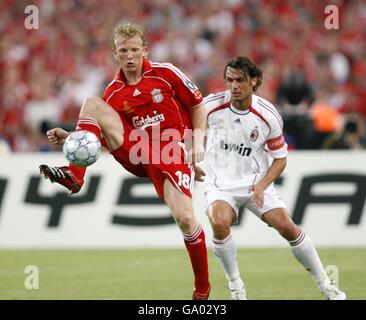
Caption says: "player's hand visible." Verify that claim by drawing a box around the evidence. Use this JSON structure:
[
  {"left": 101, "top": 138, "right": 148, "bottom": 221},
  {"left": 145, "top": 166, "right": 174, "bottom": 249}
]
[
  {"left": 249, "top": 183, "right": 265, "bottom": 208},
  {"left": 194, "top": 164, "right": 205, "bottom": 182},
  {"left": 46, "top": 127, "right": 70, "bottom": 145}
]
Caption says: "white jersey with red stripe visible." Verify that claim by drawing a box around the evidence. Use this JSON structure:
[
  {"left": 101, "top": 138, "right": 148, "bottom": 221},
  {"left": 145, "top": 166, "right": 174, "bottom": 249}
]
[{"left": 203, "top": 90, "right": 288, "bottom": 191}]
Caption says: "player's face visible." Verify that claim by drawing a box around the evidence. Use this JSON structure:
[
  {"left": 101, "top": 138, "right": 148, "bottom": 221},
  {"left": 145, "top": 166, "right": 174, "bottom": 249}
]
[
  {"left": 113, "top": 35, "right": 148, "bottom": 74},
  {"left": 225, "top": 67, "right": 257, "bottom": 109}
]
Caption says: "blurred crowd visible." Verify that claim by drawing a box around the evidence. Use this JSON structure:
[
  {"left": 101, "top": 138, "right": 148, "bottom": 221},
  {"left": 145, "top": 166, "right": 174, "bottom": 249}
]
[{"left": 1, "top": 0, "right": 366, "bottom": 152}]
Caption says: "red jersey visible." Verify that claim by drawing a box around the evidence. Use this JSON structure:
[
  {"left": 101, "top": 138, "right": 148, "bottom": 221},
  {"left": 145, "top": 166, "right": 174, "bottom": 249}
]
[{"left": 103, "top": 59, "right": 203, "bottom": 140}]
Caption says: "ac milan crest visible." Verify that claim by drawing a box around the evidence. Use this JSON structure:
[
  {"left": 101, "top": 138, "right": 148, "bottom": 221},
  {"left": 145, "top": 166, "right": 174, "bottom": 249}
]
[{"left": 250, "top": 129, "right": 259, "bottom": 142}]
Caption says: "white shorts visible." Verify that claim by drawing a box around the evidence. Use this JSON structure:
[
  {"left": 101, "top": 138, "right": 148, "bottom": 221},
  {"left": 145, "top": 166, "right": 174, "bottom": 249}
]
[{"left": 205, "top": 184, "right": 287, "bottom": 220}]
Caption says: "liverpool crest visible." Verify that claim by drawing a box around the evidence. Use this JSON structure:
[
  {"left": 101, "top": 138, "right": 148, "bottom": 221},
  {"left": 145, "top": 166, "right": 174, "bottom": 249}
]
[{"left": 151, "top": 88, "right": 164, "bottom": 103}]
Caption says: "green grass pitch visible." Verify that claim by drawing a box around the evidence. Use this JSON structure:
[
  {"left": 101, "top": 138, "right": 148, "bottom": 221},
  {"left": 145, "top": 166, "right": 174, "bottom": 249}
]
[{"left": 0, "top": 248, "right": 364, "bottom": 300}]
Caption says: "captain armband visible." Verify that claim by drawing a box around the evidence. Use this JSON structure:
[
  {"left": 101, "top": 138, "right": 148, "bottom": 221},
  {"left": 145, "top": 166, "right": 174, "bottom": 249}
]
[{"left": 267, "top": 135, "right": 285, "bottom": 151}]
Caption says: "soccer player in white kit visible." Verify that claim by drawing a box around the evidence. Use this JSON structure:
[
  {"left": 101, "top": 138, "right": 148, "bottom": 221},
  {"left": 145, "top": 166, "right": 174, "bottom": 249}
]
[{"left": 202, "top": 56, "right": 346, "bottom": 300}]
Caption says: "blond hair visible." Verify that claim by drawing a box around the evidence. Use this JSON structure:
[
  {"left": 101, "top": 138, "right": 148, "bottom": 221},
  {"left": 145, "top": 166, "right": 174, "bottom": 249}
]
[{"left": 112, "top": 22, "right": 148, "bottom": 49}]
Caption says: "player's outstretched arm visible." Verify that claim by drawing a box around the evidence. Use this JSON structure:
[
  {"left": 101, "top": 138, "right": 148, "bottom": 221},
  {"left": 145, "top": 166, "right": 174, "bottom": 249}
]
[{"left": 46, "top": 127, "right": 70, "bottom": 145}]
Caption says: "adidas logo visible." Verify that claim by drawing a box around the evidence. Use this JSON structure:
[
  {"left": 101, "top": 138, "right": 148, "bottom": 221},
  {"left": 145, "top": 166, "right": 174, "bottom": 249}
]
[
  {"left": 234, "top": 118, "right": 241, "bottom": 124},
  {"left": 133, "top": 88, "right": 141, "bottom": 97}
]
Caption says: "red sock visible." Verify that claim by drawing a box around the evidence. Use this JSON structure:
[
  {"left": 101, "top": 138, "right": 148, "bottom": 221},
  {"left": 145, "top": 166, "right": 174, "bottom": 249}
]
[
  {"left": 69, "top": 117, "right": 102, "bottom": 180},
  {"left": 183, "top": 224, "right": 210, "bottom": 293}
]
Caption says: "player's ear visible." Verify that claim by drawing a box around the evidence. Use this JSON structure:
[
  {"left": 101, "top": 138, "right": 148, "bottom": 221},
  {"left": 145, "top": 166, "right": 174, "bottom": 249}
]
[
  {"left": 251, "top": 77, "right": 257, "bottom": 88},
  {"left": 112, "top": 47, "right": 118, "bottom": 61},
  {"left": 142, "top": 46, "right": 149, "bottom": 59}
]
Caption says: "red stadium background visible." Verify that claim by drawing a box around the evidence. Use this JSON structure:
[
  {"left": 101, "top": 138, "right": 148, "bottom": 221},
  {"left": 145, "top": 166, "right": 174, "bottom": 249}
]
[{"left": 0, "top": 0, "right": 365, "bottom": 153}]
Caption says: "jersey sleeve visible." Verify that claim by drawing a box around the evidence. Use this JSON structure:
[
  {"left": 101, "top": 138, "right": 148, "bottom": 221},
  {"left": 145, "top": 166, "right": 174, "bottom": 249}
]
[
  {"left": 102, "top": 80, "right": 115, "bottom": 102},
  {"left": 102, "top": 90, "right": 108, "bottom": 102},
  {"left": 267, "top": 112, "right": 288, "bottom": 159},
  {"left": 203, "top": 91, "right": 230, "bottom": 116},
  {"left": 163, "top": 63, "right": 203, "bottom": 109}
]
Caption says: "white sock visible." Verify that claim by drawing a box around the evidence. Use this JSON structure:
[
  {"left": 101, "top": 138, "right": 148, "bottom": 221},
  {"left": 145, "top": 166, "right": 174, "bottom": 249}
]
[
  {"left": 290, "top": 230, "right": 330, "bottom": 291},
  {"left": 213, "top": 233, "right": 244, "bottom": 290}
]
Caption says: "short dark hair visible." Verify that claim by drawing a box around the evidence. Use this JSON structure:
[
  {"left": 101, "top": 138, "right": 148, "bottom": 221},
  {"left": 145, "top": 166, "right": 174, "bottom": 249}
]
[{"left": 224, "top": 57, "right": 263, "bottom": 92}]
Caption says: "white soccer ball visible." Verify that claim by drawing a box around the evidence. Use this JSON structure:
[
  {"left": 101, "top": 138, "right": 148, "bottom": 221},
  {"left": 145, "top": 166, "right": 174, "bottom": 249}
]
[{"left": 62, "top": 130, "right": 101, "bottom": 167}]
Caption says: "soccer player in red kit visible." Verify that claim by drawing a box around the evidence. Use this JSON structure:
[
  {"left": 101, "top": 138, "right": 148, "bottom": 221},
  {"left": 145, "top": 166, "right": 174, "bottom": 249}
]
[{"left": 39, "top": 22, "right": 210, "bottom": 299}]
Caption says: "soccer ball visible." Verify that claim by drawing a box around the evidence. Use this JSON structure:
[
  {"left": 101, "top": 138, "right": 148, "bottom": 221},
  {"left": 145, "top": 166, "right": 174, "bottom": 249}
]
[{"left": 63, "top": 130, "right": 101, "bottom": 167}]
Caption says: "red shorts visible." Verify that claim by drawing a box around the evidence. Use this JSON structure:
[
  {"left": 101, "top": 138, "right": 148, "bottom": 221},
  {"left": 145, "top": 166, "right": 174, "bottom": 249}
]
[{"left": 110, "top": 115, "right": 194, "bottom": 200}]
